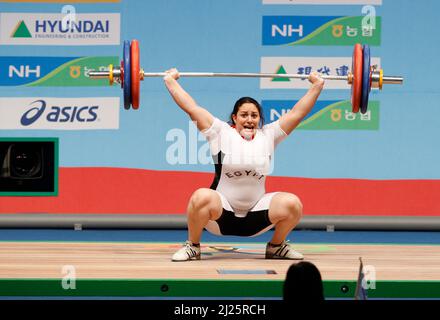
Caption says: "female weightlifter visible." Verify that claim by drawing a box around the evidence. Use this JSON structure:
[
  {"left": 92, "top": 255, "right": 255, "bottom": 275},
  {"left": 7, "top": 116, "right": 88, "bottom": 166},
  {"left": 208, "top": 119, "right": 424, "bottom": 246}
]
[{"left": 164, "top": 68, "right": 324, "bottom": 261}]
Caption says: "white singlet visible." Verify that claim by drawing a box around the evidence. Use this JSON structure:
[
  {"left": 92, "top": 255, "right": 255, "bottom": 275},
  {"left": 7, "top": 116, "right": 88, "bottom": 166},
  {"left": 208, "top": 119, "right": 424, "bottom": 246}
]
[{"left": 201, "top": 117, "right": 287, "bottom": 217}]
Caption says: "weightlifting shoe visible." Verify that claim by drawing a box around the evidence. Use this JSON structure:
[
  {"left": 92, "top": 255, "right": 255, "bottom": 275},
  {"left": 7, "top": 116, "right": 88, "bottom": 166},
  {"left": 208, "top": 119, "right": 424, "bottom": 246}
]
[
  {"left": 172, "top": 240, "right": 201, "bottom": 262},
  {"left": 265, "top": 240, "right": 304, "bottom": 260}
]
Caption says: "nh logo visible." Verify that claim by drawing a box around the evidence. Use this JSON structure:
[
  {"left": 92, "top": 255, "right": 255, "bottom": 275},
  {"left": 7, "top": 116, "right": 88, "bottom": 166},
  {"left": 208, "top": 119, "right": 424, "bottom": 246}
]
[
  {"left": 9, "top": 65, "right": 41, "bottom": 78},
  {"left": 271, "top": 24, "right": 303, "bottom": 37},
  {"left": 270, "top": 108, "right": 290, "bottom": 121}
]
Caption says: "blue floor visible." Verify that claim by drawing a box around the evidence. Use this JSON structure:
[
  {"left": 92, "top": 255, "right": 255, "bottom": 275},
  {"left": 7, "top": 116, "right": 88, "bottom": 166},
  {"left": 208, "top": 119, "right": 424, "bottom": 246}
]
[{"left": 0, "top": 229, "right": 439, "bottom": 244}]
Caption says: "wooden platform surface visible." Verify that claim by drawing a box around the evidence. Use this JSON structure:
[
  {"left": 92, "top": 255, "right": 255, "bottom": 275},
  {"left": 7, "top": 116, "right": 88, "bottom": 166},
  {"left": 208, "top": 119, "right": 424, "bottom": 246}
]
[{"left": 0, "top": 241, "right": 439, "bottom": 281}]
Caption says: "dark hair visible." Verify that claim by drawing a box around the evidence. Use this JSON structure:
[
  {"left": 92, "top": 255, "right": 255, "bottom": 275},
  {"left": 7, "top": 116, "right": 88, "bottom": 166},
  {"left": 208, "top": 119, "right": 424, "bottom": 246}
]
[
  {"left": 283, "top": 261, "right": 325, "bottom": 303},
  {"left": 229, "top": 97, "right": 265, "bottom": 127}
]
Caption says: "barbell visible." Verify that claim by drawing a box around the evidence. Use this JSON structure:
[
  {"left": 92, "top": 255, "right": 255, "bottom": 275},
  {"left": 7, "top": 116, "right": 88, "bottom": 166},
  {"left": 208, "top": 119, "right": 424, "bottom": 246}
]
[{"left": 88, "top": 40, "right": 403, "bottom": 113}]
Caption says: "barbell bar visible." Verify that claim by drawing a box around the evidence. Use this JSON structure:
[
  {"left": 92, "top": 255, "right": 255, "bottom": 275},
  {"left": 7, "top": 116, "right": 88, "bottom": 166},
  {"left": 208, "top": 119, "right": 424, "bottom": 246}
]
[
  {"left": 88, "top": 40, "right": 403, "bottom": 113},
  {"left": 90, "top": 70, "right": 351, "bottom": 80}
]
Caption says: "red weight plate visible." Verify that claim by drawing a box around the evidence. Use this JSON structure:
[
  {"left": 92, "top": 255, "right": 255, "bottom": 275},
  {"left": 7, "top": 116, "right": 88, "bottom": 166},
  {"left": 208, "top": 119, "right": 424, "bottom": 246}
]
[
  {"left": 130, "top": 39, "right": 140, "bottom": 109},
  {"left": 351, "top": 43, "right": 363, "bottom": 113}
]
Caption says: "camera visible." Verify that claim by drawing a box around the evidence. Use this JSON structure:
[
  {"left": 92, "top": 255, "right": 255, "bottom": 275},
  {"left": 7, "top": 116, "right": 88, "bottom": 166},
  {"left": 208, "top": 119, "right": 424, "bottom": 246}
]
[{"left": 0, "top": 139, "right": 58, "bottom": 195}]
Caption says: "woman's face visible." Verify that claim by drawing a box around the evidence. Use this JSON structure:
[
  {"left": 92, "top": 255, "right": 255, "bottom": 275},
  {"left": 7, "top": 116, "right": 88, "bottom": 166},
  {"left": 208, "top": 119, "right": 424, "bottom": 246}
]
[{"left": 232, "top": 103, "right": 261, "bottom": 140}]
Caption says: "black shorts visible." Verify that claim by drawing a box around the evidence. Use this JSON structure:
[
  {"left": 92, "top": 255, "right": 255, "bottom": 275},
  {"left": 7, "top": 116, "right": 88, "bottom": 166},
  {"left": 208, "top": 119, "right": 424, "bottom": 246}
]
[{"left": 205, "top": 191, "right": 277, "bottom": 237}]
